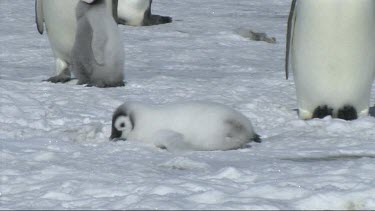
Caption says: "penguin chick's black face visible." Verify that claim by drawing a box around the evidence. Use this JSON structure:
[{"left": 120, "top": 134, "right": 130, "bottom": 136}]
[
  {"left": 110, "top": 116, "right": 124, "bottom": 141},
  {"left": 110, "top": 107, "right": 134, "bottom": 141}
]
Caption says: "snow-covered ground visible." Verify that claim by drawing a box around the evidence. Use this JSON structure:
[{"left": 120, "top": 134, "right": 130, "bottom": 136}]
[{"left": 1, "top": 0, "right": 375, "bottom": 209}]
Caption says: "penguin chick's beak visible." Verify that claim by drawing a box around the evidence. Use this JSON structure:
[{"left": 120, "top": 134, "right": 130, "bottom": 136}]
[{"left": 110, "top": 128, "right": 123, "bottom": 141}]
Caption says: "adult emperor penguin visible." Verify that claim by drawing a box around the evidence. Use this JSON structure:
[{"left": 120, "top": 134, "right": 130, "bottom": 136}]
[
  {"left": 117, "top": 0, "right": 172, "bottom": 26},
  {"left": 35, "top": 0, "right": 120, "bottom": 85},
  {"left": 286, "top": 0, "right": 375, "bottom": 120},
  {"left": 71, "top": 0, "right": 125, "bottom": 87},
  {"left": 110, "top": 101, "right": 261, "bottom": 151}
]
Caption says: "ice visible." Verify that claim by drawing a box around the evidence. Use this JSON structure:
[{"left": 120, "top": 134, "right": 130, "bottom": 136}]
[{"left": 1, "top": 0, "right": 375, "bottom": 209}]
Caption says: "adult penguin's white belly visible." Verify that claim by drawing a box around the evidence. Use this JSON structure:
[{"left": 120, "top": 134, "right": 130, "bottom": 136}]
[
  {"left": 42, "top": 0, "right": 77, "bottom": 63},
  {"left": 290, "top": 0, "right": 375, "bottom": 120}
]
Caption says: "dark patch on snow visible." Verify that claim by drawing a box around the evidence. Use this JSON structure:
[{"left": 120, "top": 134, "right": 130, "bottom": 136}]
[{"left": 236, "top": 29, "right": 276, "bottom": 44}]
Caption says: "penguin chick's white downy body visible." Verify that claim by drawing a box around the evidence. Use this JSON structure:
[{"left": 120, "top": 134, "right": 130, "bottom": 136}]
[
  {"left": 286, "top": 0, "right": 375, "bottom": 120},
  {"left": 71, "top": 0, "right": 125, "bottom": 87},
  {"left": 110, "top": 101, "right": 261, "bottom": 151},
  {"left": 117, "top": 0, "right": 172, "bottom": 26},
  {"left": 35, "top": 0, "right": 122, "bottom": 86}
]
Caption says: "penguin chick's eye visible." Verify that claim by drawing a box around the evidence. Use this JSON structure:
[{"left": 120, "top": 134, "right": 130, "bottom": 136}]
[{"left": 115, "top": 116, "right": 128, "bottom": 131}]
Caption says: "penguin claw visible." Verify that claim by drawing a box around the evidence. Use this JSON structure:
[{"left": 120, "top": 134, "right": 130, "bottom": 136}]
[
  {"left": 158, "top": 16, "right": 172, "bottom": 24},
  {"left": 82, "top": 81, "right": 125, "bottom": 88},
  {"left": 253, "top": 134, "right": 262, "bottom": 143},
  {"left": 337, "top": 105, "right": 358, "bottom": 121},
  {"left": 312, "top": 105, "right": 333, "bottom": 119},
  {"left": 145, "top": 15, "right": 172, "bottom": 26},
  {"left": 44, "top": 75, "right": 71, "bottom": 83}
]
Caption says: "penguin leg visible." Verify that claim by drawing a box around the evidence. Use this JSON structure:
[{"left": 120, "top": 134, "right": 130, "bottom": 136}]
[
  {"left": 337, "top": 105, "right": 358, "bottom": 121},
  {"left": 45, "top": 58, "right": 71, "bottom": 83},
  {"left": 146, "top": 14, "right": 172, "bottom": 25},
  {"left": 74, "top": 64, "right": 91, "bottom": 86},
  {"left": 142, "top": 1, "right": 172, "bottom": 26},
  {"left": 77, "top": 78, "right": 91, "bottom": 86},
  {"left": 312, "top": 105, "right": 333, "bottom": 119},
  {"left": 104, "top": 79, "right": 126, "bottom": 88},
  {"left": 298, "top": 108, "right": 314, "bottom": 120},
  {"left": 253, "top": 134, "right": 262, "bottom": 143},
  {"left": 101, "top": 81, "right": 125, "bottom": 88},
  {"left": 368, "top": 107, "right": 375, "bottom": 117},
  {"left": 86, "top": 79, "right": 125, "bottom": 88}
]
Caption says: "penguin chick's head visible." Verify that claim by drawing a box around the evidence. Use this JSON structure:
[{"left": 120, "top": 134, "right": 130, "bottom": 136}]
[{"left": 110, "top": 105, "right": 134, "bottom": 141}]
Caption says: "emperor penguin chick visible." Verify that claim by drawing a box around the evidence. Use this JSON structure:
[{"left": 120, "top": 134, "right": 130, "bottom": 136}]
[
  {"left": 110, "top": 101, "right": 261, "bottom": 151},
  {"left": 71, "top": 0, "right": 125, "bottom": 87}
]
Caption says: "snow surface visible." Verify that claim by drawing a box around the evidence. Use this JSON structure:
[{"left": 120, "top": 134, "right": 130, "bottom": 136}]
[{"left": 1, "top": 0, "right": 375, "bottom": 209}]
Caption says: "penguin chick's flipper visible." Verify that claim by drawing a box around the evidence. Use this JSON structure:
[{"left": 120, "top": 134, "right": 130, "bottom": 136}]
[
  {"left": 153, "top": 130, "right": 193, "bottom": 152},
  {"left": 90, "top": 22, "right": 107, "bottom": 65}
]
